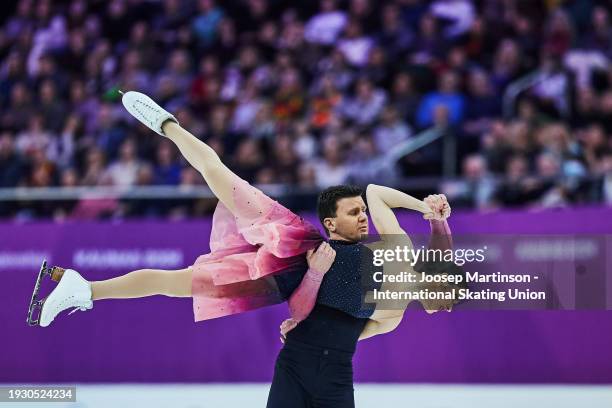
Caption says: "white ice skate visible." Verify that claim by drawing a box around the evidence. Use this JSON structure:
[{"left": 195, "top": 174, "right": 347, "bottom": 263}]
[
  {"left": 120, "top": 90, "right": 179, "bottom": 137},
  {"left": 38, "top": 268, "right": 93, "bottom": 327}
]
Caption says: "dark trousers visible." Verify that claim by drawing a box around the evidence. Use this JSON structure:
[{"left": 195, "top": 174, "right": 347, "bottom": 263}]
[{"left": 266, "top": 339, "right": 355, "bottom": 408}]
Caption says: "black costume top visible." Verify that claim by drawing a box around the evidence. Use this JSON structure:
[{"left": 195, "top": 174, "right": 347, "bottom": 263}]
[
  {"left": 316, "top": 239, "right": 379, "bottom": 318},
  {"left": 285, "top": 304, "right": 368, "bottom": 353},
  {"left": 274, "top": 239, "right": 379, "bottom": 316},
  {"left": 283, "top": 239, "right": 381, "bottom": 353}
]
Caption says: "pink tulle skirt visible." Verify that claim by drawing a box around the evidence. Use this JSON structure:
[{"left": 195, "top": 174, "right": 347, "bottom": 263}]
[{"left": 191, "top": 174, "right": 323, "bottom": 321}]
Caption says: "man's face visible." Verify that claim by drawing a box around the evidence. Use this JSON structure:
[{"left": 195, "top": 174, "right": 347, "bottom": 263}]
[{"left": 326, "top": 196, "right": 368, "bottom": 241}]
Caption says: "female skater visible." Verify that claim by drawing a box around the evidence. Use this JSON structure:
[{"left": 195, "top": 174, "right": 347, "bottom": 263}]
[{"left": 29, "top": 91, "right": 445, "bottom": 330}]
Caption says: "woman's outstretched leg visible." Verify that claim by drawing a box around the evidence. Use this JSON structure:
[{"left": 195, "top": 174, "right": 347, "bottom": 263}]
[
  {"left": 91, "top": 267, "right": 193, "bottom": 300},
  {"left": 35, "top": 266, "right": 193, "bottom": 327},
  {"left": 123, "top": 90, "right": 273, "bottom": 218},
  {"left": 161, "top": 121, "right": 240, "bottom": 214}
]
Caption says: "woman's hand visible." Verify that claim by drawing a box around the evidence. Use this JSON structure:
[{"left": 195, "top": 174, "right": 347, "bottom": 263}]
[
  {"left": 279, "top": 318, "right": 299, "bottom": 343},
  {"left": 305, "top": 242, "right": 336, "bottom": 275},
  {"left": 423, "top": 194, "right": 451, "bottom": 220}
]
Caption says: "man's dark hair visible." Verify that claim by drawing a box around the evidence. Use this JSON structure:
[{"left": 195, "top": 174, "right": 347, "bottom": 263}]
[{"left": 317, "top": 185, "right": 363, "bottom": 236}]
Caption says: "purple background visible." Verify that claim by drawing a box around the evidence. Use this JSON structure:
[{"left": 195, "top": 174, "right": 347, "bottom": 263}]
[{"left": 1, "top": 206, "right": 611, "bottom": 383}]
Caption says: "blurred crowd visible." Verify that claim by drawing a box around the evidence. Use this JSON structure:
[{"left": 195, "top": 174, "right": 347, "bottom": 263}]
[{"left": 0, "top": 0, "right": 611, "bottom": 219}]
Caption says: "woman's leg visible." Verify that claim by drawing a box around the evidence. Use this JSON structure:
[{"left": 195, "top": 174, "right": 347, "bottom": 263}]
[
  {"left": 162, "top": 121, "right": 262, "bottom": 215},
  {"left": 90, "top": 267, "right": 193, "bottom": 300}
]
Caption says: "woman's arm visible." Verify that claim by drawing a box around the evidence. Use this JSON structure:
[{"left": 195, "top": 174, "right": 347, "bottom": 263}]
[
  {"left": 287, "top": 242, "right": 335, "bottom": 322},
  {"left": 358, "top": 315, "right": 403, "bottom": 341},
  {"left": 287, "top": 268, "right": 325, "bottom": 321},
  {"left": 428, "top": 219, "right": 453, "bottom": 250},
  {"left": 367, "top": 184, "right": 433, "bottom": 212},
  {"left": 366, "top": 184, "right": 436, "bottom": 237},
  {"left": 358, "top": 196, "right": 453, "bottom": 340}
]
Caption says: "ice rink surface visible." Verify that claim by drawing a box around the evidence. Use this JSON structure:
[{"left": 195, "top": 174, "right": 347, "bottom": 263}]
[{"left": 2, "top": 384, "right": 611, "bottom": 408}]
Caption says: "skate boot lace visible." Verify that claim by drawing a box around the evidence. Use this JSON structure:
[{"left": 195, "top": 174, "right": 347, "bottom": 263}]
[
  {"left": 54, "top": 294, "right": 92, "bottom": 316},
  {"left": 132, "top": 99, "right": 160, "bottom": 128},
  {"left": 67, "top": 306, "right": 89, "bottom": 315}
]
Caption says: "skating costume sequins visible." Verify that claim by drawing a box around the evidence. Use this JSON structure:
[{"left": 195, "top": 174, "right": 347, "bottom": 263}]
[
  {"left": 316, "top": 239, "right": 381, "bottom": 319},
  {"left": 191, "top": 173, "right": 322, "bottom": 322}
]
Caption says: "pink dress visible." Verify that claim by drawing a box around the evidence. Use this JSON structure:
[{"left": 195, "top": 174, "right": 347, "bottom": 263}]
[{"left": 191, "top": 174, "right": 323, "bottom": 321}]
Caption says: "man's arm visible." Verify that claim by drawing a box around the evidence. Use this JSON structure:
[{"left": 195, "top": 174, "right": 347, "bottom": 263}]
[{"left": 426, "top": 194, "right": 453, "bottom": 250}]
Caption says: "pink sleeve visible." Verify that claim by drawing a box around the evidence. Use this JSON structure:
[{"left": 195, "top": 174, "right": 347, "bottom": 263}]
[
  {"left": 287, "top": 268, "right": 325, "bottom": 322},
  {"left": 428, "top": 219, "right": 453, "bottom": 250}
]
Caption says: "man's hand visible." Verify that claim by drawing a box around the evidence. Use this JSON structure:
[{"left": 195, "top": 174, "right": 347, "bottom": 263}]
[
  {"left": 279, "top": 318, "right": 298, "bottom": 343},
  {"left": 306, "top": 242, "right": 336, "bottom": 275},
  {"left": 423, "top": 194, "right": 451, "bottom": 220}
]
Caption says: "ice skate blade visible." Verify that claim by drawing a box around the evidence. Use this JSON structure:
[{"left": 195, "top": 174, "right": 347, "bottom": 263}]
[{"left": 27, "top": 260, "right": 50, "bottom": 326}]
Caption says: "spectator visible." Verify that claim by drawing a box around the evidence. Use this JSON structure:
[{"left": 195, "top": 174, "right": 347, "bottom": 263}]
[
  {"left": 15, "top": 113, "right": 54, "bottom": 157},
  {"left": 2, "top": 81, "right": 34, "bottom": 130},
  {"left": 154, "top": 140, "right": 182, "bottom": 185},
  {"left": 491, "top": 39, "right": 524, "bottom": 91},
  {"left": 0, "top": 132, "right": 25, "bottom": 187},
  {"left": 271, "top": 133, "right": 299, "bottom": 184},
  {"left": 581, "top": 6, "right": 612, "bottom": 55},
  {"left": 190, "top": 55, "right": 220, "bottom": 107},
  {"left": 231, "top": 138, "right": 265, "bottom": 183},
  {"left": 317, "top": 49, "right": 354, "bottom": 91},
  {"left": 273, "top": 68, "right": 305, "bottom": 122},
  {"left": 81, "top": 147, "right": 107, "bottom": 186},
  {"left": 38, "top": 79, "right": 66, "bottom": 133},
  {"left": 430, "top": 0, "right": 476, "bottom": 38},
  {"left": 389, "top": 72, "right": 420, "bottom": 124},
  {"left": 312, "top": 135, "right": 348, "bottom": 188},
  {"left": 249, "top": 102, "right": 275, "bottom": 142},
  {"left": 444, "top": 154, "right": 496, "bottom": 209},
  {"left": 304, "top": 0, "right": 347, "bottom": 45},
  {"left": 377, "top": 3, "right": 414, "bottom": 60},
  {"left": 495, "top": 154, "right": 531, "bottom": 206},
  {"left": 192, "top": 0, "right": 224, "bottom": 48},
  {"left": 410, "top": 13, "right": 446, "bottom": 64},
  {"left": 230, "top": 82, "right": 262, "bottom": 133},
  {"left": 596, "top": 150, "right": 612, "bottom": 204},
  {"left": 293, "top": 121, "right": 317, "bottom": 161},
  {"left": 104, "top": 139, "right": 142, "bottom": 187},
  {"left": 0, "top": 0, "right": 609, "bottom": 218},
  {"left": 416, "top": 70, "right": 465, "bottom": 128},
  {"left": 94, "top": 103, "right": 126, "bottom": 161},
  {"left": 0, "top": 52, "right": 27, "bottom": 107},
  {"left": 463, "top": 69, "right": 502, "bottom": 137},
  {"left": 297, "top": 162, "right": 317, "bottom": 188},
  {"left": 360, "top": 46, "right": 389, "bottom": 87},
  {"left": 340, "top": 77, "right": 386, "bottom": 126},
  {"left": 532, "top": 151, "right": 567, "bottom": 207},
  {"left": 542, "top": 9, "right": 575, "bottom": 57},
  {"left": 373, "top": 106, "right": 413, "bottom": 155},
  {"left": 309, "top": 74, "right": 343, "bottom": 130},
  {"left": 47, "top": 114, "right": 78, "bottom": 169},
  {"left": 337, "top": 19, "right": 373, "bottom": 67}
]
